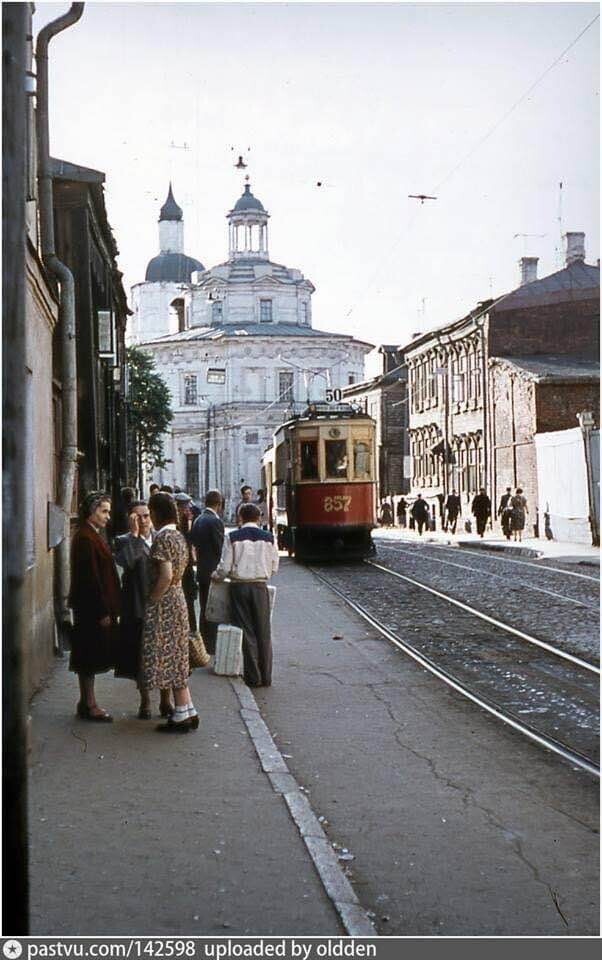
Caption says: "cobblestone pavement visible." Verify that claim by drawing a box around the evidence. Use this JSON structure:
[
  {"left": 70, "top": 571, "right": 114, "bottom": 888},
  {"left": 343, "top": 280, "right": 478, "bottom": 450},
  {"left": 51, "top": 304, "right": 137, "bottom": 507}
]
[{"left": 372, "top": 539, "right": 600, "bottom": 664}]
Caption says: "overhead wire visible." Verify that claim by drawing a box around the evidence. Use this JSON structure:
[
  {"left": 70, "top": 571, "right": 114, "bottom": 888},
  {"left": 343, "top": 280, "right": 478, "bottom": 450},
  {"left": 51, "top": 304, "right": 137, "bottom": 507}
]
[{"left": 342, "top": 12, "right": 599, "bottom": 328}]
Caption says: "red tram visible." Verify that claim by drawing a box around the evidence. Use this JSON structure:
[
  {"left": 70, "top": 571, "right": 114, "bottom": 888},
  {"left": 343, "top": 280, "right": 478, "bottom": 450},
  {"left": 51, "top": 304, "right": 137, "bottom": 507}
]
[{"left": 261, "top": 403, "right": 377, "bottom": 561}]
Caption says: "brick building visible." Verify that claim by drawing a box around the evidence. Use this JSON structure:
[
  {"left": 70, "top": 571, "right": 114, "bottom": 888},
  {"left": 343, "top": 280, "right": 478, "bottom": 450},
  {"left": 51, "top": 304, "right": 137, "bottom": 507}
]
[
  {"left": 489, "top": 357, "right": 599, "bottom": 535},
  {"left": 405, "top": 233, "right": 599, "bottom": 529},
  {"left": 343, "top": 345, "right": 410, "bottom": 502}
]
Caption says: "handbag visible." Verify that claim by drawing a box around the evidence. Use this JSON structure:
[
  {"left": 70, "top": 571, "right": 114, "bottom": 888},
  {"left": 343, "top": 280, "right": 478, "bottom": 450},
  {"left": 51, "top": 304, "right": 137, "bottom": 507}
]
[
  {"left": 205, "top": 579, "right": 231, "bottom": 623},
  {"left": 188, "top": 631, "right": 211, "bottom": 669}
]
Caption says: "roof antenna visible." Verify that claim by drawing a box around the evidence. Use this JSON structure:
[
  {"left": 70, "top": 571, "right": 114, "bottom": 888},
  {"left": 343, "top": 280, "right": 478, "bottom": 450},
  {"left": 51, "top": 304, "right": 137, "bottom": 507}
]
[{"left": 555, "top": 181, "right": 564, "bottom": 268}]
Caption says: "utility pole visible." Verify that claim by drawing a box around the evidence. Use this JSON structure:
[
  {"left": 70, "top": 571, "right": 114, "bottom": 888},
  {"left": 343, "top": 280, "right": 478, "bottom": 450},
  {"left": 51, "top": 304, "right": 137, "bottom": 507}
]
[{"left": 577, "top": 410, "right": 599, "bottom": 546}]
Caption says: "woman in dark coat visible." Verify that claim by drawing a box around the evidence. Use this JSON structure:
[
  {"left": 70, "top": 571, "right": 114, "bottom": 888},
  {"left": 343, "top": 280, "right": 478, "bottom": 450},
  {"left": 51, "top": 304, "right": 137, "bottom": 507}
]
[{"left": 69, "top": 492, "right": 121, "bottom": 721}]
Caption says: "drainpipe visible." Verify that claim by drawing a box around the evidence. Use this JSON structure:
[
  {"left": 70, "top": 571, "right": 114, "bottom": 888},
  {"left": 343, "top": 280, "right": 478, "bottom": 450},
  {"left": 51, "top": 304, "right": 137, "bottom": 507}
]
[{"left": 36, "top": 3, "right": 85, "bottom": 631}]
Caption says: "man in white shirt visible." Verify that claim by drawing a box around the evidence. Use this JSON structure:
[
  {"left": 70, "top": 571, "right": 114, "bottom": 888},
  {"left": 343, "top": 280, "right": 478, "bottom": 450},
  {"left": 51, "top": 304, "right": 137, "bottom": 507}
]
[{"left": 213, "top": 503, "right": 279, "bottom": 687}]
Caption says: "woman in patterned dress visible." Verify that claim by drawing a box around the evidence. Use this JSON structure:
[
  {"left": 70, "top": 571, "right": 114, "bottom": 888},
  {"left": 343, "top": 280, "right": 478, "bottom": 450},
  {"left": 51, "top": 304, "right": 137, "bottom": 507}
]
[
  {"left": 510, "top": 488, "right": 529, "bottom": 542},
  {"left": 141, "top": 492, "right": 199, "bottom": 733}
]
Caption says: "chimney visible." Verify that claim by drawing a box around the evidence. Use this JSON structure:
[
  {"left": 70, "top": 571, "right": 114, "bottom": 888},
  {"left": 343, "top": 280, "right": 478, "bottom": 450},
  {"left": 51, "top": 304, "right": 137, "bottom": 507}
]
[
  {"left": 519, "top": 256, "right": 538, "bottom": 286},
  {"left": 565, "top": 232, "right": 585, "bottom": 266}
]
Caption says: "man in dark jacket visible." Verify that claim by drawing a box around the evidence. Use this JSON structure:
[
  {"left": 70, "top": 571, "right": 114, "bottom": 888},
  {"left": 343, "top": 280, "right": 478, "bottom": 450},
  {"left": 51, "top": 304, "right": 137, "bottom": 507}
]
[
  {"left": 190, "top": 489, "right": 225, "bottom": 654},
  {"left": 444, "top": 489, "right": 462, "bottom": 534},
  {"left": 410, "top": 494, "right": 430, "bottom": 535},
  {"left": 497, "top": 486, "right": 513, "bottom": 540},
  {"left": 471, "top": 488, "right": 492, "bottom": 538}
]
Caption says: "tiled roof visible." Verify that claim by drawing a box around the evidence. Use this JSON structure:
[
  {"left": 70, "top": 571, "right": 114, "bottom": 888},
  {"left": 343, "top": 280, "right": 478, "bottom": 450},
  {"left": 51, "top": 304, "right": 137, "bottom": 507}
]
[{"left": 491, "top": 261, "right": 599, "bottom": 312}]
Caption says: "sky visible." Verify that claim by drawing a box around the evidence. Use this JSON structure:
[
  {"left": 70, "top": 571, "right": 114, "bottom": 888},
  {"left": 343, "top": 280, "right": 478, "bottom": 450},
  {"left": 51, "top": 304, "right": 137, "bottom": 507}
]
[{"left": 35, "top": 1, "right": 599, "bottom": 354}]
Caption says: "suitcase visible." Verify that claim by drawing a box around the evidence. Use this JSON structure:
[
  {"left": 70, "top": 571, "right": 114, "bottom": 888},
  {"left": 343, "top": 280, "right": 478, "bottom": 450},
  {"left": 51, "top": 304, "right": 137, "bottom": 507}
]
[{"left": 214, "top": 624, "right": 243, "bottom": 676}]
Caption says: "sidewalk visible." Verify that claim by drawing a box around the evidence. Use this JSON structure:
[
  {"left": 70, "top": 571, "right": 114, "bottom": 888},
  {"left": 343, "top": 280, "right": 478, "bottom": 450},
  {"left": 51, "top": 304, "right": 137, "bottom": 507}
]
[
  {"left": 373, "top": 525, "right": 600, "bottom": 566},
  {"left": 28, "top": 650, "right": 371, "bottom": 935}
]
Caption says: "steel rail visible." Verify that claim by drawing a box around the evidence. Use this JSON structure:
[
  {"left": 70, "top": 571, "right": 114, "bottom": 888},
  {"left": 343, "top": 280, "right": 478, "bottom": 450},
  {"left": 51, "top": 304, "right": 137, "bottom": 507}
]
[
  {"left": 376, "top": 543, "right": 597, "bottom": 609},
  {"left": 310, "top": 568, "right": 600, "bottom": 779},
  {"left": 366, "top": 559, "right": 600, "bottom": 675}
]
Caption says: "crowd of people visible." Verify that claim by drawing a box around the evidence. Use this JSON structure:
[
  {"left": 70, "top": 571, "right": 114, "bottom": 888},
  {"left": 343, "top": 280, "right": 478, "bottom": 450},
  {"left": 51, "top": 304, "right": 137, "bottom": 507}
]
[
  {"left": 378, "top": 487, "right": 529, "bottom": 541},
  {"left": 68, "top": 483, "right": 278, "bottom": 734}
]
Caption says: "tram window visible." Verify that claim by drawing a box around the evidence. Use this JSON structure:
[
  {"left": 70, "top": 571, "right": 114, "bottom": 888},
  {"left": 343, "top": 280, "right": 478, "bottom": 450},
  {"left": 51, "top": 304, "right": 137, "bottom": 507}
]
[
  {"left": 325, "top": 439, "right": 348, "bottom": 478},
  {"left": 300, "top": 441, "right": 319, "bottom": 480},
  {"left": 353, "top": 441, "right": 371, "bottom": 479}
]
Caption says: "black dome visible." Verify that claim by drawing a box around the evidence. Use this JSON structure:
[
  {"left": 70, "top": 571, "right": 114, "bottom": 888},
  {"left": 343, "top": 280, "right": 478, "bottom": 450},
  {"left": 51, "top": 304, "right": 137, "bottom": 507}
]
[
  {"left": 145, "top": 252, "right": 204, "bottom": 282},
  {"left": 233, "top": 183, "right": 265, "bottom": 213},
  {"left": 159, "top": 183, "right": 183, "bottom": 222}
]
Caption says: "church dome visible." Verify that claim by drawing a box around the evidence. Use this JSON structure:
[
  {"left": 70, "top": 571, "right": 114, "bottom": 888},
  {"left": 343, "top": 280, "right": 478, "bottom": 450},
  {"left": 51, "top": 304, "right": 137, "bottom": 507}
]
[
  {"left": 159, "top": 183, "right": 183, "bottom": 222},
  {"left": 145, "top": 252, "right": 204, "bottom": 282},
  {"left": 233, "top": 183, "right": 265, "bottom": 213}
]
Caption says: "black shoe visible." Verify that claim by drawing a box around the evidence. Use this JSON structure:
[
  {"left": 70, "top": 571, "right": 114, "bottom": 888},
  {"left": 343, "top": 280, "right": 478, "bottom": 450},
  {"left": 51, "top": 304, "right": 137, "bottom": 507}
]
[
  {"left": 138, "top": 706, "right": 152, "bottom": 720},
  {"left": 76, "top": 702, "right": 113, "bottom": 723},
  {"left": 156, "top": 720, "right": 190, "bottom": 734},
  {"left": 188, "top": 714, "right": 200, "bottom": 730}
]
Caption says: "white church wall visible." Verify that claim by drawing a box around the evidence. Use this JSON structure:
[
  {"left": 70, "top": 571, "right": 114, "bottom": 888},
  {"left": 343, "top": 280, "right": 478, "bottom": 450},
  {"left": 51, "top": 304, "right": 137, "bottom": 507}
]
[{"left": 130, "top": 281, "right": 187, "bottom": 345}]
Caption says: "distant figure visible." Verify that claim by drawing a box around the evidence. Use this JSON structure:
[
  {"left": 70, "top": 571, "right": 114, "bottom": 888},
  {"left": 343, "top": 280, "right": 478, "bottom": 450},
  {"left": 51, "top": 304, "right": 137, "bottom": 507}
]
[
  {"left": 471, "top": 488, "right": 491, "bottom": 538},
  {"left": 149, "top": 483, "right": 160, "bottom": 498},
  {"left": 510, "top": 488, "right": 528, "bottom": 542},
  {"left": 497, "top": 486, "right": 513, "bottom": 540},
  {"left": 213, "top": 503, "right": 279, "bottom": 688},
  {"left": 235, "top": 484, "right": 254, "bottom": 525},
  {"left": 396, "top": 497, "right": 408, "bottom": 528},
  {"left": 255, "top": 489, "right": 269, "bottom": 530},
  {"left": 160, "top": 484, "right": 174, "bottom": 495},
  {"left": 410, "top": 494, "right": 430, "bottom": 535},
  {"left": 190, "top": 489, "right": 225, "bottom": 655},
  {"left": 379, "top": 501, "right": 394, "bottom": 527},
  {"left": 444, "top": 489, "right": 462, "bottom": 534}
]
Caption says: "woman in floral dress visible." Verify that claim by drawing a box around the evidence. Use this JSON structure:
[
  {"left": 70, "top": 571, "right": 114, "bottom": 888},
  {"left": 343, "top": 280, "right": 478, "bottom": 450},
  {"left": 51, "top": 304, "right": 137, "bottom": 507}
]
[
  {"left": 142, "top": 492, "right": 199, "bottom": 733},
  {"left": 510, "top": 487, "right": 529, "bottom": 543}
]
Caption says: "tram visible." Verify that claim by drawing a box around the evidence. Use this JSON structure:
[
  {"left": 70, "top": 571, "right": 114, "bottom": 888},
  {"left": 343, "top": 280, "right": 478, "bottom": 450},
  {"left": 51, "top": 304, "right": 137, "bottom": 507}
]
[{"left": 261, "top": 402, "right": 377, "bottom": 561}]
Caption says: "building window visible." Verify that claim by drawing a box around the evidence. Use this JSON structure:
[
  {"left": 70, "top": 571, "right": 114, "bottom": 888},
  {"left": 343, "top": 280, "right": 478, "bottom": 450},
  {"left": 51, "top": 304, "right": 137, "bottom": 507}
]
[
  {"left": 207, "top": 368, "right": 226, "bottom": 384},
  {"left": 301, "top": 302, "right": 309, "bottom": 325},
  {"left": 245, "top": 431, "right": 259, "bottom": 445},
  {"left": 348, "top": 374, "right": 356, "bottom": 385},
  {"left": 452, "top": 372, "right": 465, "bottom": 404},
  {"left": 259, "top": 299, "right": 273, "bottom": 323},
  {"left": 278, "top": 371, "right": 294, "bottom": 401},
  {"left": 300, "top": 441, "right": 319, "bottom": 480},
  {"left": 97, "top": 309, "right": 113, "bottom": 356},
  {"left": 185, "top": 453, "right": 200, "bottom": 499},
  {"left": 212, "top": 300, "right": 223, "bottom": 323},
  {"left": 183, "top": 374, "right": 198, "bottom": 405}
]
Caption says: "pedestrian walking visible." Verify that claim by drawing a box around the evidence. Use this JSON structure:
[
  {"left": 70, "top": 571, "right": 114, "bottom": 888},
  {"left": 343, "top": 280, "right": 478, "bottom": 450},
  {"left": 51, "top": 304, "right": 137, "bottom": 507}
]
[
  {"left": 471, "top": 488, "right": 492, "bottom": 538},
  {"left": 235, "top": 484, "right": 254, "bottom": 525},
  {"left": 497, "top": 486, "right": 513, "bottom": 540},
  {"left": 113, "top": 501, "right": 173, "bottom": 719},
  {"left": 190, "top": 489, "right": 225, "bottom": 655},
  {"left": 444, "top": 489, "right": 462, "bottom": 534},
  {"left": 69, "top": 492, "right": 120, "bottom": 722},
  {"left": 396, "top": 497, "right": 408, "bottom": 528},
  {"left": 142, "top": 492, "right": 199, "bottom": 733},
  {"left": 410, "top": 494, "right": 430, "bottom": 535},
  {"left": 379, "top": 501, "right": 393, "bottom": 527},
  {"left": 510, "top": 488, "right": 529, "bottom": 542},
  {"left": 175, "top": 492, "right": 198, "bottom": 634},
  {"left": 110, "top": 486, "right": 136, "bottom": 538},
  {"left": 213, "top": 502, "right": 279, "bottom": 687}
]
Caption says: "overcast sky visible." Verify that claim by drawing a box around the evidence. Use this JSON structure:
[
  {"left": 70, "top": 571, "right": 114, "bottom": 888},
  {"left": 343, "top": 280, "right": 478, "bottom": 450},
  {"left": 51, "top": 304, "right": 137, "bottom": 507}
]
[{"left": 35, "top": 1, "right": 599, "bottom": 351}]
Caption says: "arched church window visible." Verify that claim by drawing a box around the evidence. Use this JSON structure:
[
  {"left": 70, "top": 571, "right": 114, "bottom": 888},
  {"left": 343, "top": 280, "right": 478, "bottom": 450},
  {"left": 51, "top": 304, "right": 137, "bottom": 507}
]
[
  {"left": 212, "top": 300, "right": 223, "bottom": 323},
  {"left": 259, "top": 299, "right": 273, "bottom": 323},
  {"left": 170, "top": 298, "right": 186, "bottom": 333}
]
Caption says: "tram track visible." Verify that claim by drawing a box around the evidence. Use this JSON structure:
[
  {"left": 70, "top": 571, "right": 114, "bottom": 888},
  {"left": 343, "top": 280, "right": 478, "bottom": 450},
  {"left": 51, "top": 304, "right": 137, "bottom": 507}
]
[
  {"left": 371, "top": 540, "right": 599, "bottom": 667},
  {"left": 309, "top": 562, "right": 600, "bottom": 778}
]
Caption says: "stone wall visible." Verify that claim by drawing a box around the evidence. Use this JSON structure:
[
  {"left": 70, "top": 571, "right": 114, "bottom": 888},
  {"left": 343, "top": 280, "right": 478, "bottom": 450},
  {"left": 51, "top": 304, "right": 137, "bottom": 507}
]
[{"left": 489, "top": 298, "right": 599, "bottom": 358}]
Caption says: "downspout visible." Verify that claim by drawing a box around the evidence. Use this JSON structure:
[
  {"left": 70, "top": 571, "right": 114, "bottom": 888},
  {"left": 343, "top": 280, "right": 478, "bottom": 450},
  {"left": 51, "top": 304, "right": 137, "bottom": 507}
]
[{"left": 36, "top": 3, "right": 85, "bottom": 630}]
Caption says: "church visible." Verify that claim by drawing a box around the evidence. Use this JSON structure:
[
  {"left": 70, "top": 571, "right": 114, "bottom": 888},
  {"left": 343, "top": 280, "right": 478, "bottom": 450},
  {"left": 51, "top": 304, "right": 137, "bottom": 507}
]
[{"left": 129, "top": 181, "right": 372, "bottom": 515}]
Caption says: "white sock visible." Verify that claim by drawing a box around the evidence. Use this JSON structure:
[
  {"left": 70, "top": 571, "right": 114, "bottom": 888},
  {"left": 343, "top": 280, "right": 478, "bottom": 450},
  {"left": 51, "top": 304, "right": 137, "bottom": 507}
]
[
  {"left": 173, "top": 706, "right": 190, "bottom": 724},
  {"left": 187, "top": 702, "right": 198, "bottom": 718}
]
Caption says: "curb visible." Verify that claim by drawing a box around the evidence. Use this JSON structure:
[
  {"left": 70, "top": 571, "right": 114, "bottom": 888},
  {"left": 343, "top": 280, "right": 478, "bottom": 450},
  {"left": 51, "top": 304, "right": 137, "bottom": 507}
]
[
  {"left": 456, "top": 540, "right": 543, "bottom": 559},
  {"left": 230, "top": 678, "right": 377, "bottom": 938}
]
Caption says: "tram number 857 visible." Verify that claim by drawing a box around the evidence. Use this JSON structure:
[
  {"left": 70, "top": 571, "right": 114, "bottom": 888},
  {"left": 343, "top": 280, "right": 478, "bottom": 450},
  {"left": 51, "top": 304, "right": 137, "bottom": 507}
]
[{"left": 323, "top": 495, "right": 352, "bottom": 513}]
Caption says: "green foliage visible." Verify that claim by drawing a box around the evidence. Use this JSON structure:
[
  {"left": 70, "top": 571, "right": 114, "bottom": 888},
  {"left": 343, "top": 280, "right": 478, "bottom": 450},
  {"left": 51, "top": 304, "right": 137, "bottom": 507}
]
[{"left": 127, "top": 346, "right": 173, "bottom": 475}]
